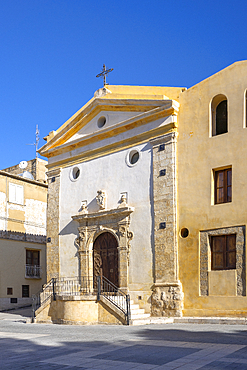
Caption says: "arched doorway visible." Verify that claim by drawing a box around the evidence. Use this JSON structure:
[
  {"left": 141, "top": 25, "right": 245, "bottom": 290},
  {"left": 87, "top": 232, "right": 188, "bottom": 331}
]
[{"left": 93, "top": 232, "right": 119, "bottom": 287}]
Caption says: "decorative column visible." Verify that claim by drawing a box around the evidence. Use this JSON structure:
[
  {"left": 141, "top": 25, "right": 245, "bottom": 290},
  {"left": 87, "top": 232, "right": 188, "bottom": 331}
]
[
  {"left": 117, "top": 223, "right": 133, "bottom": 292},
  {"left": 150, "top": 132, "right": 183, "bottom": 317},
  {"left": 46, "top": 168, "right": 61, "bottom": 281}
]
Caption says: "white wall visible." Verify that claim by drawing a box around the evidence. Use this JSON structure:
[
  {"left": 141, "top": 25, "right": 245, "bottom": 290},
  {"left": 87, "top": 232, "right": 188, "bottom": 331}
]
[{"left": 59, "top": 141, "right": 153, "bottom": 290}]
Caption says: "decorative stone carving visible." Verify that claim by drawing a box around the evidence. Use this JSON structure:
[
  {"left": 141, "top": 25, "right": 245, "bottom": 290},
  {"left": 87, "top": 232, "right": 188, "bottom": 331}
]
[
  {"left": 79, "top": 200, "right": 88, "bottom": 214},
  {"left": 94, "top": 87, "right": 112, "bottom": 98},
  {"left": 126, "top": 231, "right": 134, "bottom": 264},
  {"left": 118, "top": 193, "right": 128, "bottom": 208},
  {"left": 151, "top": 282, "right": 183, "bottom": 317},
  {"left": 75, "top": 228, "right": 86, "bottom": 251},
  {"left": 117, "top": 225, "right": 126, "bottom": 238},
  {"left": 96, "top": 190, "right": 107, "bottom": 210}
]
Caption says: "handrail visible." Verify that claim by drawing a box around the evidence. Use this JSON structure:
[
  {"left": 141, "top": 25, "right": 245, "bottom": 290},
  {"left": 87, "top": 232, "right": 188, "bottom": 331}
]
[
  {"left": 32, "top": 278, "right": 56, "bottom": 322},
  {"left": 32, "top": 275, "right": 131, "bottom": 325},
  {"left": 97, "top": 275, "right": 131, "bottom": 325}
]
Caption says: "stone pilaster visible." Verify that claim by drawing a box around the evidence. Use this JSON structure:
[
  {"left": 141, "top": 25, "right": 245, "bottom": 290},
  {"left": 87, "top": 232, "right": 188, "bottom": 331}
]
[
  {"left": 46, "top": 168, "right": 61, "bottom": 281},
  {"left": 150, "top": 132, "right": 183, "bottom": 317}
]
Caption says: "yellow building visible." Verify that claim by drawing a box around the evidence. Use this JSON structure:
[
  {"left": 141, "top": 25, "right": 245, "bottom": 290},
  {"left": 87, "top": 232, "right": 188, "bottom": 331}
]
[
  {"left": 0, "top": 160, "right": 47, "bottom": 310},
  {"left": 37, "top": 61, "right": 247, "bottom": 324},
  {"left": 178, "top": 61, "right": 247, "bottom": 317}
]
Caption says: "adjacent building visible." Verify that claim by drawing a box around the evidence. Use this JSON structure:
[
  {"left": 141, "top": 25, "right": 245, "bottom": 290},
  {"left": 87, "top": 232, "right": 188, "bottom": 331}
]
[{"left": 0, "top": 159, "right": 47, "bottom": 310}]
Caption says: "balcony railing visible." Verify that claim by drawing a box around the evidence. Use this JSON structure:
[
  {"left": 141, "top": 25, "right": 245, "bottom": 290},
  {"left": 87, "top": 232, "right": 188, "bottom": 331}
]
[{"left": 25, "top": 264, "right": 41, "bottom": 278}]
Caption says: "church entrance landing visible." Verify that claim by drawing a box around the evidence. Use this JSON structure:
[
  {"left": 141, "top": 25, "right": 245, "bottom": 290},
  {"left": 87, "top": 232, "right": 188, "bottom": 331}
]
[{"left": 93, "top": 232, "right": 119, "bottom": 287}]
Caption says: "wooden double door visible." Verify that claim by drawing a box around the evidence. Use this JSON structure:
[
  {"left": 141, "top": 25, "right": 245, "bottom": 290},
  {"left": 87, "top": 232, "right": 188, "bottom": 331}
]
[{"left": 93, "top": 232, "right": 119, "bottom": 287}]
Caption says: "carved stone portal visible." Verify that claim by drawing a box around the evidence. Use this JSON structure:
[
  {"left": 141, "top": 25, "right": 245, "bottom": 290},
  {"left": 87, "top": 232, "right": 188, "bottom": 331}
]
[{"left": 72, "top": 206, "right": 134, "bottom": 292}]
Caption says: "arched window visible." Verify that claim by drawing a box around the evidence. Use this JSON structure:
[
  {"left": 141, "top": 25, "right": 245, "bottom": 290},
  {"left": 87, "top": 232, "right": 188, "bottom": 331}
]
[{"left": 211, "top": 94, "right": 228, "bottom": 136}]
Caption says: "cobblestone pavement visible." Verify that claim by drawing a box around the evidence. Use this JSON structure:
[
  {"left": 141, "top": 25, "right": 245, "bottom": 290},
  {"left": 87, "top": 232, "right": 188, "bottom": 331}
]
[{"left": 1, "top": 309, "right": 247, "bottom": 369}]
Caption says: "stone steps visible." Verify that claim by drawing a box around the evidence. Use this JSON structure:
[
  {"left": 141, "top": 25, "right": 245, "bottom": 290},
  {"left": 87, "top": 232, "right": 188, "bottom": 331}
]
[{"left": 129, "top": 301, "right": 151, "bottom": 323}]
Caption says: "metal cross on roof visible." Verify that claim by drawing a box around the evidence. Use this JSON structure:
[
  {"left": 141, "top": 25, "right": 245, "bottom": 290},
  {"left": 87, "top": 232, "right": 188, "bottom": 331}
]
[{"left": 96, "top": 64, "right": 113, "bottom": 86}]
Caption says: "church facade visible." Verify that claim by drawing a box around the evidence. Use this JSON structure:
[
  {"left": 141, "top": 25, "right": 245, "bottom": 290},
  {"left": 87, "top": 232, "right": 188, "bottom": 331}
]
[{"left": 39, "top": 61, "right": 247, "bottom": 323}]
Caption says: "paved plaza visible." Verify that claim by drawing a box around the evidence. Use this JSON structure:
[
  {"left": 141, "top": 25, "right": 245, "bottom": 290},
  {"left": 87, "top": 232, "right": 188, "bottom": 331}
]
[{"left": 1, "top": 309, "right": 247, "bottom": 369}]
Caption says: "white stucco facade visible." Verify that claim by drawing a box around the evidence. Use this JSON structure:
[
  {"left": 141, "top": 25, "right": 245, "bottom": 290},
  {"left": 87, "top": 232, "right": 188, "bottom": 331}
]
[{"left": 59, "top": 141, "right": 153, "bottom": 291}]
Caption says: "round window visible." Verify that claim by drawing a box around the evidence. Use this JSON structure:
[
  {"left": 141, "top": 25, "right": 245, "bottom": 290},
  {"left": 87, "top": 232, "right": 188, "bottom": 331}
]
[
  {"left": 126, "top": 149, "right": 140, "bottom": 167},
  {"left": 97, "top": 116, "right": 106, "bottom": 128},
  {"left": 70, "top": 167, "right": 80, "bottom": 181},
  {"left": 180, "top": 228, "right": 189, "bottom": 238},
  {"left": 130, "top": 151, "right": 139, "bottom": 165}
]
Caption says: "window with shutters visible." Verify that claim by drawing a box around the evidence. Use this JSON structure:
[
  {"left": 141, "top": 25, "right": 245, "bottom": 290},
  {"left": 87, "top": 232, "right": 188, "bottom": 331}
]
[
  {"left": 214, "top": 168, "right": 232, "bottom": 204},
  {"left": 9, "top": 183, "right": 24, "bottom": 205},
  {"left": 211, "top": 234, "right": 236, "bottom": 270}
]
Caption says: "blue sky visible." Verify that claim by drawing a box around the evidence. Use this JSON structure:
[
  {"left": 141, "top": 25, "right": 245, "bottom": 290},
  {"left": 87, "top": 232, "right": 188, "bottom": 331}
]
[{"left": 1, "top": 0, "right": 247, "bottom": 168}]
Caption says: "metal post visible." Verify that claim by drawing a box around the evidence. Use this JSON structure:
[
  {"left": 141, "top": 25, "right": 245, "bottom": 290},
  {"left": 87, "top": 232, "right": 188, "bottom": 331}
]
[
  {"left": 52, "top": 278, "right": 56, "bottom": 301},
  {"left": 31, "top": 295, "right": 36, "bottom": 323},
  {"left": 97, "top": 275, "right": 101, "bottom": 301},
  {"left": 126, "top": 294, "right": 130, "bottom": 325}
]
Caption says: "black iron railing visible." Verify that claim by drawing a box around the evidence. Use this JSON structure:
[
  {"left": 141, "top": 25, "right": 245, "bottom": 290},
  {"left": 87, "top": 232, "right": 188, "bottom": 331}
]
[
  {"left": 97, "top": 275, "right": 131, "bottom": 325},
  {"left": 32, "top": 278, "right": 56, "bottom": 321},
  {"left": 32, "top": 275, "right": 130, "bottom": 325}
]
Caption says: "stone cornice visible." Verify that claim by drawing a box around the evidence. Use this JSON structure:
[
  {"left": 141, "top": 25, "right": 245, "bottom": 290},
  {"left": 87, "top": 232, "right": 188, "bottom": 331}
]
[
  {"left": 0, "top": 230, "right": 46, "bottom": 244},
  {"left": 150, "top": 131, "right": 178, "bottom": 147},
  {"left": 46, "top": 127, "right": 177, "bottom": 170},
  {"left": 46, "top": 168, "right": 61, "bottom": 178},
  {"left": 72, "top": 206, "right": 134, "bottom": 224}
]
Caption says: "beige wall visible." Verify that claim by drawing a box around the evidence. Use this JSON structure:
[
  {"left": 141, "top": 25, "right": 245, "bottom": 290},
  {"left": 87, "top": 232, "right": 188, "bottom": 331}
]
[
  {"left": 0, "top": 238, "right": 46, "bottom": 309},
  {"left": 177, "top": 61, "right": 247, "bottom": 316},
  {"left": 0, "top": 172, "right": 47, "bottom": 234},
  {"left": 0, "top": 171, "right": 47, "bottom": 309}
]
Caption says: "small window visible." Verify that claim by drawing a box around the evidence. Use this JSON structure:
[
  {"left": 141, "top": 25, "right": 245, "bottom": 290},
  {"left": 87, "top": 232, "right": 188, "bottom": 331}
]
[
  {"left": 211, "top": 234, "right": 236, "bottom": 270},
  {"left": 214, "top": 168, "right": 232, "bottom": 204},
  {"left": 9, "top": 183, "right": 23, "bottom": 205},
  {"left": 97, "top": 116, "right": 106, "bottom": 128},
  {"left": 211, "top": 94, "right": 228, "bottom": 136},
  {"left": 126, "top": 149, "right": 140, "bottom": 167},
  {"left": 22, "top": 285, "right": 29, "bottom": 298},
  {"left": 7, "top": 287, "right": 13, "bottom": 295},
  {"left": 70, "top": 166, "right": 80, "bottom": 181},
  {"left": 180, "top": 228, "right": 189, "bottom": 238}
]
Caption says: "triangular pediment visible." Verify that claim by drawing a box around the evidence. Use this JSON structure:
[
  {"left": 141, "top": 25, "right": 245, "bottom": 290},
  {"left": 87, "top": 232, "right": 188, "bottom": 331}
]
[
  {"left": 66, "top": 110, "right": 143, "bottom": 144},
  {"left": 39, "top": 85, "right": 184, "bottom": 159}
]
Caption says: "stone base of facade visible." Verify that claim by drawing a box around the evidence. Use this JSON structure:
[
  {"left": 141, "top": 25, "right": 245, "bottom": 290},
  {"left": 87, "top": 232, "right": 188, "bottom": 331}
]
[
  {"left": 151, "top": 281, "right": 184, "bottom": 317},
  {"left": 35, "top": 295, "right": 125, "bottom": 325}
]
